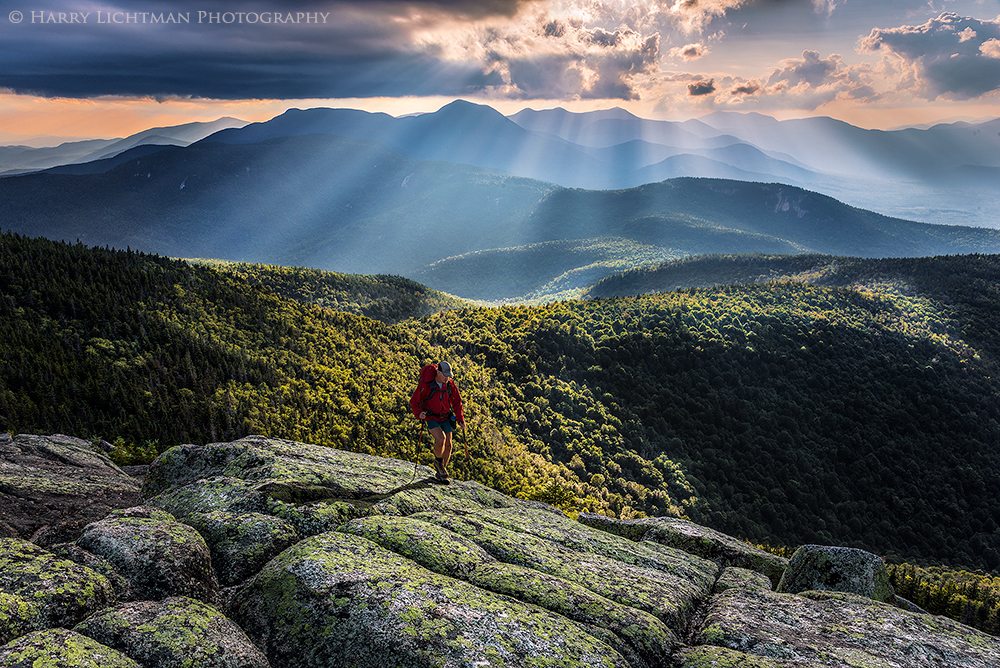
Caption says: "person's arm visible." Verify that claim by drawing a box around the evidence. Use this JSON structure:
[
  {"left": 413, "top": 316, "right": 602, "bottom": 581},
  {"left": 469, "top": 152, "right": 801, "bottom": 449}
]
[
  {"left": 410, "top": 384, "right": 427, "bottom": 419},
  {"left": 451, "top": 381, "right": 465, "bottom": 424}
]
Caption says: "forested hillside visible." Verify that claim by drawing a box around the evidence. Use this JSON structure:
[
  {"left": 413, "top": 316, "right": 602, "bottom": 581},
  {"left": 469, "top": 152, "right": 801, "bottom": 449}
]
[
  {"left": 3, "top": 232, "right": 1000, "bottom": 573},
  {"left": 0, "top": 232, "right": 681, "bottom": 518},
  {"left": 419, "top": 273, "right": 1000, "bottom": 570}
]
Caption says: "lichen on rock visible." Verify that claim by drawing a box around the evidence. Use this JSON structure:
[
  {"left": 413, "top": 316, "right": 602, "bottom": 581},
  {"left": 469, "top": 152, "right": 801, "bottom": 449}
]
[
  {"left": 714, "top": 567, "right": 773, "bottom": 594},
  {"left": 580, "top": 514, "right": 787, "bottom": 585},
  {"left": 412, "top": 510, "right": 716, "bottom": 630},
  {"left": 340, "top": 514, "right": 679, "bottom": 667},
  {"left": 76, "top": 506, "right": 218, "bottom": 603},
  {"left": 673, "top": 645, "right": 792, "bottom": 667},
  {"left": 75, "top": 596, "right": 270, "bottom": 668},
  {"left": 0, "top": 592, "right": 41, "bottom": 645},
  {"left": 186, "top": 511, "right": 299, "bottom": 586},
  {"left": 232, "top": 530, "right": 631, "bottom": 668},
  {"left": 696, "top": 585, "right": 1000, "bottom": 667},
  {"left": 0, "top": 538, "right": 115, "bottom": 629},
  {"left": 0, "top": 628, "right": 141, "bottom": 668},
  {"left": 143, "top": 435, "right": 420, "bottom": 500},
  {"left": 777, "top": 544, "right": 894, "bottom": 602}
]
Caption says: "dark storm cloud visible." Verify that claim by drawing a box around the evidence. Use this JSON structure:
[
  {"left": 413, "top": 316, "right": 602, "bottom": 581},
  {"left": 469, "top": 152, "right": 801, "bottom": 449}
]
[
  {"left": 688, "top": 78, "right": 716, "bottom": 95},
  {"left": 0, "top": 0, "right": 526, "bottom": 98}
]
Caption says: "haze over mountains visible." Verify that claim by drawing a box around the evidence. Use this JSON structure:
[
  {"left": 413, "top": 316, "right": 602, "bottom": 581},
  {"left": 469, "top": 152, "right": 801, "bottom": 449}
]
[
  {"left": 0, "top": 117, "right": 247, "bottom": 176},
  {"left": 2, "top": 100, "right": 999, "bottom": 300}
]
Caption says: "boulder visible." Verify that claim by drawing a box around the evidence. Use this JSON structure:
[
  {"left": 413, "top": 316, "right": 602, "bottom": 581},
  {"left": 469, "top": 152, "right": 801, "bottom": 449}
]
[
  {"left": 0, "top": 538, "right": 115, "bottom": 628},
  {"left": 76, "top": 506, "right": 218, "bottom": 602},
  {"left": 714, "top": 567, "right": 773, "bottom": 594},
  {"left": 186, "top": 511, "right": 298, "bottom": 585},
  {"left": 413, "top": 510, "right": 717, "bottom": 630},
  {"left": 0, "top": 629, "right": 140, "bottom": 668},
  {"left": 231, "top": 531, "right": 631, "bottom": 668},
  {"left": 0, "top": 433, "right": 142, "bottom": 545},
  {"left": 341, "top": 514, "right": 678, "bottom": 667},
  {"left": 580, "top": 513, "right": 788, "bottom": 585},
  {"left": 76, "top": 596, "right": 269, "bottom": 668},
  {"left": 777, "top": 544, "right": 894, "bottom": 602},
  {"left": 48, "top": 542, "right": 132, "bottom": 598},
  {"left": 143, "top": 435, "right": 421, "bottom": 498},
  {"left": 697, "top": 586, "right": 1000, "bottom": 667}
]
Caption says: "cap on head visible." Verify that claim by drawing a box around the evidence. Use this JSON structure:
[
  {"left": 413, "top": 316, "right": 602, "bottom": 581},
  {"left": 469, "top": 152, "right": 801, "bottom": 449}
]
[{"left": 437, "top": 361, "right": 453, "bottom": 377}]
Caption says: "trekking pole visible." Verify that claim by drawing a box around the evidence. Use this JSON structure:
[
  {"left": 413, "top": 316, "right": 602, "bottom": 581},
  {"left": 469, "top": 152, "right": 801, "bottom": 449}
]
[
  {"left": 410, "top": 420, "right": 425, "bottom": 484},
  {"left": 462, "top": 421, "right": 470, "bottom": 461}
]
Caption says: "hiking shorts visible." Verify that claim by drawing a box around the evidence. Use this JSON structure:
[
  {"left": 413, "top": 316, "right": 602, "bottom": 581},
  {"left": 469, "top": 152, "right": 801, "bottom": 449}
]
[{"left": 426, "top": 419, "right": 455, "bottom": 433}]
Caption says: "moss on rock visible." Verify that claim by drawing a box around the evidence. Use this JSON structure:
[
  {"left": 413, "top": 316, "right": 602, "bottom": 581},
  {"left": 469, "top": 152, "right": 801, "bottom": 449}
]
[
  {"left": 75, "top": 596, "right": 269, "bottom": 668},
  {"left": 0, "top": 628, "right": 140, "bottom": 668},
  {"left": 76, "top": 507, "right": 218, "bottom": 602},
  {"left": 0, "top": 538, "right": 115, "bottom": 628},
  {"left": 232, "top": 530, "right": 630, "bottom": 668},
  {"left": 697, "top": 586, "right": 1000, "bottom": 667}
]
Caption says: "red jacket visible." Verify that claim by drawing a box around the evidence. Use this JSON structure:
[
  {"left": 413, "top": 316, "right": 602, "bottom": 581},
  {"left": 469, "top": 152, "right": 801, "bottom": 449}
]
[{"left": 410, "top": 378, "right": 464, "bottom": 423}]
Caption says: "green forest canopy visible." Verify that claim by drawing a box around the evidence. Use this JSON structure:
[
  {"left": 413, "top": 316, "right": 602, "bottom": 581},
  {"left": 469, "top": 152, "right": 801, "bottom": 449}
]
[{"left": 2, "top": 232, "right": 999, "bottom": 575}]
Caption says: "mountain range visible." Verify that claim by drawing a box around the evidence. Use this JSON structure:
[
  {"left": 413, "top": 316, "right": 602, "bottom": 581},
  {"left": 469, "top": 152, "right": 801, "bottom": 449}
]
[{"left": 2, "top": 100, "right": 1000, "bottom": 300}]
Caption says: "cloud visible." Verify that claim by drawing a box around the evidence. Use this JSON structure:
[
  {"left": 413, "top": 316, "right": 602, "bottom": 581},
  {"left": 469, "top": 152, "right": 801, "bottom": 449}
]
[
  {"left": 670, "top": 42, "right": 710, "bottom": 61},
  {"left": 859, "top": 12, "right": 1000, "bottom": 99},
  {"left": 761, "top": 49, "right": 877, "bottom": 107},
  {"left": 811, "top": 0, "right": 844, "bottom": 18},
  {"left": 667, "top": 0, "right": 753, "bottom": 34},
  {"left": 983, "top": 39, "right": 1000, "bottom": 60},
  {"left": 767, "top": 49, "right": 839, "bottom": 87},
  {"left": 731, "top": 81, "right": 761, "bottom": 95},
  {"left": 0, "top": 0, "right": 524, "bottom": 98},
  {"left": 688, "top": 78, "right": 717, "bottom": 95}
]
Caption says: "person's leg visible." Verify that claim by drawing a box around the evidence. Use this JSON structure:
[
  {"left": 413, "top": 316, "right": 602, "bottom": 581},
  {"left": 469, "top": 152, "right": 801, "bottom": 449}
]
[
  {"left": 442, "top": 431, "right": 454, "bottom": 469},
  {"left": 429, "top": 426, "right": 445, "bottom": 459}
]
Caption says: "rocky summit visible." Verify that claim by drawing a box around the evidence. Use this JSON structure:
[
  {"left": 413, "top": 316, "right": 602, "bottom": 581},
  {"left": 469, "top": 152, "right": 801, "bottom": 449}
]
[{"left": 1, "top": 433, "right": 999, "bottom": 667}]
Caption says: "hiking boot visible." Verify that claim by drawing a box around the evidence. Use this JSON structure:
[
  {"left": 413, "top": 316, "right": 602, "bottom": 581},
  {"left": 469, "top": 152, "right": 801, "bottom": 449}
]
[{"left": 433, "top": 457, "right": 447, "bottom": 480}]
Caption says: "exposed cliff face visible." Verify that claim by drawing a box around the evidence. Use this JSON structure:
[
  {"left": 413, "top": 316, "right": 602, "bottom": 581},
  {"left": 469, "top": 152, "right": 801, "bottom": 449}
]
[{"left": 1, "top": 433, "right": 999, "bottom": 667}]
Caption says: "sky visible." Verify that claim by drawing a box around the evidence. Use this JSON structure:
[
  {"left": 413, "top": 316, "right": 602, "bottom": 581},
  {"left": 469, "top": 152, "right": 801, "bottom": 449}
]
[{"left": 0, "top": 0, "right": 998, "bottom": 142}]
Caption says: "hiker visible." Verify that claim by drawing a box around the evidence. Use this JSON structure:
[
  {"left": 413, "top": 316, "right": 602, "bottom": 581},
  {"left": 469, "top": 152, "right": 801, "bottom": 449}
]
[{"left": 410, "top": 361, "right": 465, "bottom": 483}]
